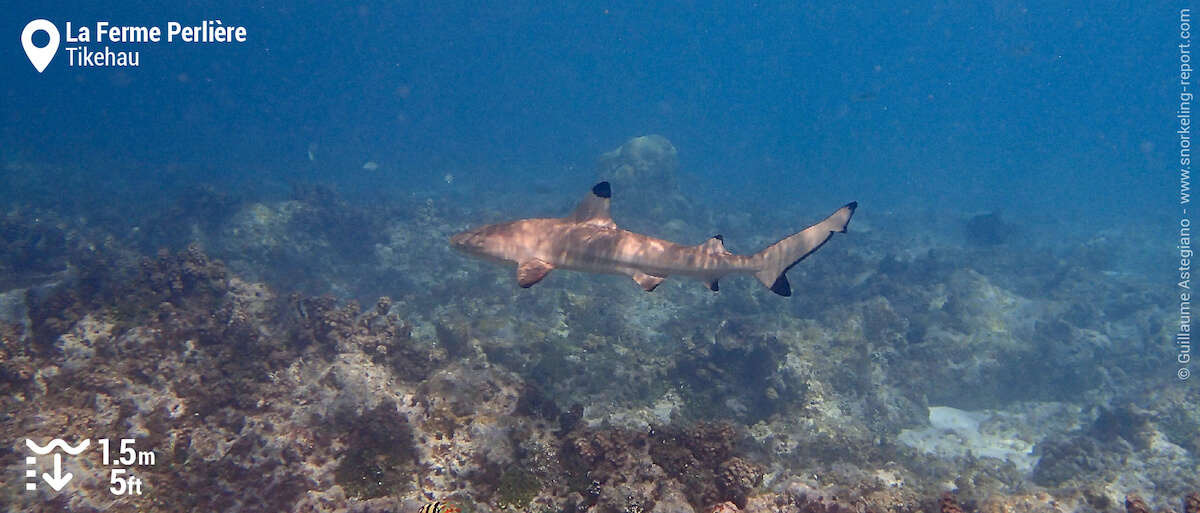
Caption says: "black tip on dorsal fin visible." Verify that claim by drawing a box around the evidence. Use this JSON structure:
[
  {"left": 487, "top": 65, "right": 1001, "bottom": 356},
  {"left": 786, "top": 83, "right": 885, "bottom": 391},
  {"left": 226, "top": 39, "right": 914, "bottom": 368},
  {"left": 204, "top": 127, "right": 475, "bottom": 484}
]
[
  {"left": 593, "top": 181, "right": 611, "bottom": 198},
  {"left": 702, "top": 234, "right": 728, "bottom": 254}
]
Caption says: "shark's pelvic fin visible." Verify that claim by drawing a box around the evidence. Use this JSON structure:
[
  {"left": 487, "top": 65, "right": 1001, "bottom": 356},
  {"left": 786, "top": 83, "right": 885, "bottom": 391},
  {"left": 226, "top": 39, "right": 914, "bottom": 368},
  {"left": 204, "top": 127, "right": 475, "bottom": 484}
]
[
  {"left": 631, "top": 271, "right": 666, "bottom": 291},
  {"left": 566, "top": 181, "right": 616, "bottom": 229},
  {"left": 753, "top": 202, "right": 857, "bottom": 297},
  {"left": 517, "top": 259, "right": 555, "bottom": 288}
]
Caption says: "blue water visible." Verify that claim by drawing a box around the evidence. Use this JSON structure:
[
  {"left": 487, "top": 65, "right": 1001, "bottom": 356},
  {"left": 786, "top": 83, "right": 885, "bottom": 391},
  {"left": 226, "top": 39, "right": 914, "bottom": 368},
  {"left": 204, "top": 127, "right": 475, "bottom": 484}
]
[
  {"left": 2, "top": 4, "right": 1192, "bottom": 511},
  {"left": 1, "top": 1, "right": 1172, "bottom": 228}
]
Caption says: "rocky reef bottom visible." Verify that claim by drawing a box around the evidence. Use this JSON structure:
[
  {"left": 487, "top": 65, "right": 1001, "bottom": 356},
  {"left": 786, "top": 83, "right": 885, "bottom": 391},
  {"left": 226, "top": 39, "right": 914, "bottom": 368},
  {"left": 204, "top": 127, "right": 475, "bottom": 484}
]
[{"left": 0, "top": 180, "right": 1194, "bottom": 513}]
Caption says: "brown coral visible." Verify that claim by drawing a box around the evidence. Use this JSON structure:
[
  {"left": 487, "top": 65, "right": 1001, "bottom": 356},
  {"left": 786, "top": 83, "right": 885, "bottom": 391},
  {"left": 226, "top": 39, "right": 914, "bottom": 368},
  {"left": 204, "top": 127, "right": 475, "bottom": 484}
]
[
  {"left": 138, "top": 243, "right": 229, "bottom": 304},
  {"left": 710, "top": 501, "right": 739, "bottom": 513},
  {"left": 717, "top": 457, "right": 762, "bottom": 508},
  {"left": 940, "top": 492, "right": 964, "bottom": 513},
  {"left": 557, "top": 421, "right": 766, "bottom": 513},
  {"left": 1185, "top": 491, "right": 1200, "bottom": 513},
  {"left": 0, "top": 321, "right": 34, "bottom": 387},
  {"left": 788, "top": 493, "right": 854, "bottom": 513},
  {"left": 684, "top": 421, "right": 738, "bottom": 465},
  {"left": 1125, "top": 493, "right": 1150, "bottom": 513}
]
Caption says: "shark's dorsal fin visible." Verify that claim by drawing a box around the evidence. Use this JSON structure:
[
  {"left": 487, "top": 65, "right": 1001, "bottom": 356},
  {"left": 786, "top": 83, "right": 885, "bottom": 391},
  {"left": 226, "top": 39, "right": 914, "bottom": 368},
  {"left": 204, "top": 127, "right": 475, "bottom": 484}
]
[
  {"left": 700, "top": 234, "right": 731, "bottom": 255},
  {"left": 517, "top": 259, "right": 555, "bottom": 288},
  {"left": 566, "top": 182, "right": 616, "bottom": 229}
]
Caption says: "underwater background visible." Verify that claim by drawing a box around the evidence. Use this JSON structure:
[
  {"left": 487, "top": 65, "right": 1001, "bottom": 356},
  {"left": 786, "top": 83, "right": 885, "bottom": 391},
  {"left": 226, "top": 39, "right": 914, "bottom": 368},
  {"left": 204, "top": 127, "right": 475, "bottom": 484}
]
[{"left": 0, "top": 1, "right": 1193, "bottom": 513}]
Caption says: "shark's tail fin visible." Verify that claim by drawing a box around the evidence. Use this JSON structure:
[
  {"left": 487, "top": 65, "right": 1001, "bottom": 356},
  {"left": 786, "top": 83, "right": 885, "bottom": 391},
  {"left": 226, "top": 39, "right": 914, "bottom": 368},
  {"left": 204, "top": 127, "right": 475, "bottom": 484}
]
[{"left": 752, "top": 202, "right": 857, "bottom": 296}]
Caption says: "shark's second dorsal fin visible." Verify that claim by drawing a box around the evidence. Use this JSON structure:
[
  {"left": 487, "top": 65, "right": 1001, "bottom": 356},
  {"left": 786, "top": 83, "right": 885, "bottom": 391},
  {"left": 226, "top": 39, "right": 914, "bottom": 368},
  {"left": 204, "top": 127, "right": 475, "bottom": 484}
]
[{"left": 566, "top": 182, "right": 616, "bottom": 229}]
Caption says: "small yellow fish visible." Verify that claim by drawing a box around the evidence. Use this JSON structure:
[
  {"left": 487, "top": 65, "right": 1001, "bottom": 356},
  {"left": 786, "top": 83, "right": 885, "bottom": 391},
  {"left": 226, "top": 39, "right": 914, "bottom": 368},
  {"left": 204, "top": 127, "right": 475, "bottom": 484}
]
[
  {"left": 363, "top": 161, "right": 379, "bottom": 171},
  {"left": 419, "top": 501, "right": 460, "bottom": 513}
]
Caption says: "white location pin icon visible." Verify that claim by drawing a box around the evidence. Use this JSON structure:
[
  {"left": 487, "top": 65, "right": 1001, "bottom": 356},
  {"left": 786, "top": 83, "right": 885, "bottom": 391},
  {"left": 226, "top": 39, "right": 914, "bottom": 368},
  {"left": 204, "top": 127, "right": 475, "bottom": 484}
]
[{"left": 22, "top": 19, "right": 60, "bottom": 73}]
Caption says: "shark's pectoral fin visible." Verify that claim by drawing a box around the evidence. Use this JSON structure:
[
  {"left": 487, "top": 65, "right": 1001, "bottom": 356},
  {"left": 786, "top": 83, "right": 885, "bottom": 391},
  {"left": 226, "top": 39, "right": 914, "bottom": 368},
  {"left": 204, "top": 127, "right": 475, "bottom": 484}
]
[
  {"left": 517, "top": 259, "right": 555, "bottom": 288},
  {"left": 631, "top": 271, "right": 666, "bottom": 292}
]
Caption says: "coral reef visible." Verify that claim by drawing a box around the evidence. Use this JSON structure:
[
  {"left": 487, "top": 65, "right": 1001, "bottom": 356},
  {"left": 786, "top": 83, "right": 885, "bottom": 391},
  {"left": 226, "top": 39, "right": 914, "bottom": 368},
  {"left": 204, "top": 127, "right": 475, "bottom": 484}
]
[
  {"left": 554, "top": 420, "right": 761, "bottom": 513},
  {"left": 0, "top": 141, "right": 1191, "bottom": 512},
  {"left": 203, "top": 183, "right": 389, "bottom": 297},
  {"left": 332, "top": 399, "right": 419, "bottom": 500},
  {"left": 595, "top": 135, "right": 708, "bottom": 239},
  {"left": 1124, "top": 493, "right": 1149, "bottom": 513},
  {"left": 963, "top": 212, "right": 1013, "bottom": 247},
  {"left": 597, "top": 135, "right": 681, "bottom": 193},
  {"left": 939, "top": 492, "right": 963, "bottom": 513}
]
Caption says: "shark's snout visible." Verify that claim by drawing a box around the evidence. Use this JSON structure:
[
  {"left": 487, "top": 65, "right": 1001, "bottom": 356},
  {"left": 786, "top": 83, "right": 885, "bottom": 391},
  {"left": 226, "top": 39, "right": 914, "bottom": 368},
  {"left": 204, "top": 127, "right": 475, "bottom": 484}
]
[
  {"left": 449, "top": 225, "right": 518, "bottom": 266},
  {"left": 449, "top": 230, "right": 479, "bottom": 253},
  {"left": 450, "top": 227, "right": 498, "bottom": 257}
]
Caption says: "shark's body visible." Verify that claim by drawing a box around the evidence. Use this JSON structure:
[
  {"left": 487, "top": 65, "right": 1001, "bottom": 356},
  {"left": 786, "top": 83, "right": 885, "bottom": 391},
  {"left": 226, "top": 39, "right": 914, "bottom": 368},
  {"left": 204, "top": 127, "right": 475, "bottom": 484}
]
[{"left": 450, "top": 182, "right": 856, "bottom": 296}]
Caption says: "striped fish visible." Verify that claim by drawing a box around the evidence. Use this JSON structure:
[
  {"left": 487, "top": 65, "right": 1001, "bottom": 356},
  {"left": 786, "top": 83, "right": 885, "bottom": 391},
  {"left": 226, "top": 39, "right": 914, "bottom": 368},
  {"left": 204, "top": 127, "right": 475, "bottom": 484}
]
[{"left": 419, "top": 502, "right": 461, "bottom": 513}]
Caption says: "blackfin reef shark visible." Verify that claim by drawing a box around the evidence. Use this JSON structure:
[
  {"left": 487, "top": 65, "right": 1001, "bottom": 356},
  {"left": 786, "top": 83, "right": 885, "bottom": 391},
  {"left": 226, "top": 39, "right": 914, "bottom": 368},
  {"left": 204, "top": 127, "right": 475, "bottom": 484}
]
[{"left": 449, "top": 182, "right": 856, "bottom": 296}]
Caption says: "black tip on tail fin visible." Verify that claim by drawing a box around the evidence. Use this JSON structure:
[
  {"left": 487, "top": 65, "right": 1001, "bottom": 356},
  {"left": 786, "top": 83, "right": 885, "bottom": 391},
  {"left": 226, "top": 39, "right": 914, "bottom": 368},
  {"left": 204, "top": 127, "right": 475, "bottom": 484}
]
[
  {"left": 769, "top": 275, "right": 792, "bottom": 296},
  {"left": 756, "top": 202, "right": 854, "bottom": 296},
  {"left": 840, "top": 202, "right": 858, "bottom": 232},
  {"left": 593, "top": 181, "right": 611, "bottom": 198}
]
